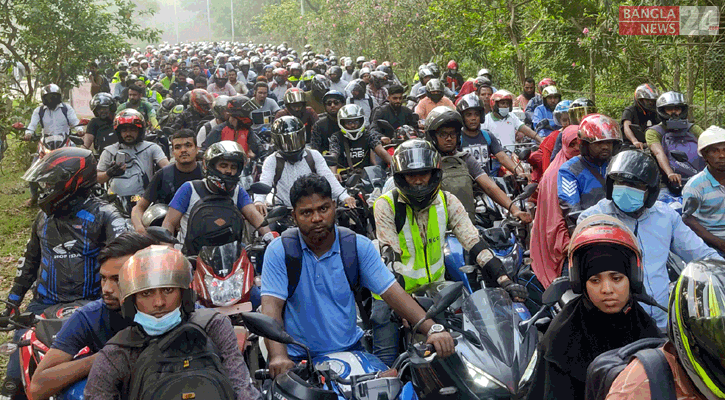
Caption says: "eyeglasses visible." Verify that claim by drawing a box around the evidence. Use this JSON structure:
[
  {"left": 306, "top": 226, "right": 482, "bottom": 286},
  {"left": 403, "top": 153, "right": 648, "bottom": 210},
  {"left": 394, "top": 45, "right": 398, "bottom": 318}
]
[
  {"left": 437, "top": 131, "right": 458, "bottom": 140},
  {"left": 325, "top": 100, "right": 342, "bottom": 106}
]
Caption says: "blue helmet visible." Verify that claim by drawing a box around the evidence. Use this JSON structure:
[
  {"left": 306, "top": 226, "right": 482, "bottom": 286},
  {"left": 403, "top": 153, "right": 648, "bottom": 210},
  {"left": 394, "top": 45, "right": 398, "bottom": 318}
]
[{"left": 553, "top": 99, "right": 573, "bottom": 127}]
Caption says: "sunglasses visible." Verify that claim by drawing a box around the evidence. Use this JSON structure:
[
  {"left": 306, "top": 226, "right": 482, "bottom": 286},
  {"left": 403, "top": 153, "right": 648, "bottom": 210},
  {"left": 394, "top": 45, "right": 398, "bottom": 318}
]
[{"left": 325, "top": 100, "right": 342, "bottom": 106}]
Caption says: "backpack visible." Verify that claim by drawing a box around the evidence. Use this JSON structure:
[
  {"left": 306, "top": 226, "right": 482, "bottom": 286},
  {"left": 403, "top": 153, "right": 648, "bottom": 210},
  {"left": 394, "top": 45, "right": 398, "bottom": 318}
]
[
  {"left": 106, "top": 309, "right": 236, "bottom": 400},
  {"left": 440, "top": 155, "right": 475, "bottom": 221},
  {"left": 273, "top": 150, "right": 315, "bottom": 184},
  {"left": 100, "top": 76, "right": 111, "bottom": 93},
  {"left": 109, "top": 144, "right": 153, "bottom": 197},
  {"left": 158, "top": 162, "right": 201, "bottom": 205},
  {"left": 282, "top": 226, "right": 371, "bottom": 328},
  {"left": 183, "top": 180, "right": 245, "bottom": 256},
  {"left": 38, "top": 104, "right": 70, "bottom": 129},
  {"left": 652, "top": 124, "right": 704, "bottom": 179},
  {"left": 585, "top": 337, "right": 676, "bottom": 400}
]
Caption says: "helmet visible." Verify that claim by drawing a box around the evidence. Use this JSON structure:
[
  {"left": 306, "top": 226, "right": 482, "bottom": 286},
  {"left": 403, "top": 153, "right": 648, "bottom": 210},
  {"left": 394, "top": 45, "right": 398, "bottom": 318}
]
[
  {"left": 214, "top": 67, "right": 227, "bottom": 80},
  {"left": 538, "top": 78, "right": 555, "bottom": 90},
  {"left": 426, "top": 63, "right": 440, "bottom": 78},
  {"left": 189, "top": 89, "right": 214, "bottom": 115},
  {"left": 328, "top": 66, "right": 343, "bottom": 79},
  {"left": 418, "top": 68, "right": 435, "bottom": 82},
  {"left": 424, "top": 106, "right": 463, "bottom": 151},
  {"left": 283, "top": 87, "right": 306, "bottom": 106},
  {"left": 668, "top": 259, "right": 725, "bottom": 400},
  {"left": 473, "top": 76, "right": 492, "bottom": 90},
  {"left": 569, "top": 98, "right": 597, "bottom": 125},
  {"left": 541, "top": 85, "right": 561, "bottom": 100},
  {"left": 117, "top": 61, "right": 128, "bottom": 70},
  {"left": 271, "top": 116, "right": 306, "bottom": 161},
  {"left": 22, "top": 147, "right": 97, "bottom": 215},
  {"left": 578, "top": 113, "right": 622, "bottom": 144},
  {"left": 456, "top": 96, "right": 483, "bottom": 114},
  {"left": 226, "top": 95, "right": 259, "bottom": 124},
  {"left": 119, "top": 245, "right": 195, "bottom": 321},
  {"left": 322, "top": 90, "right": 345, "bottom": 105},
  {"left": 447, "top": 60, "right": 458, "bottom": 70},
  {"left": 392, "top": 139, "right": 443, "bottom": 210},
  {"left": 311, "top": 74, "right": 331, "bottom": 98},
  {"left": 425, "top": 79, "right": 445, "bottom": 102},
  {"left": 161, "top": 98, "right": 176, "bottom": 112},
  {"left": 180, "top": 91, "right": 192, "bottom": 108},
  {"left": 337, "top": 104, "right": 366, "bottom": 141},
  {"left": 568, "top": 214, "right": 643, "bottom": 294},
  {"left": 489, "top": 89, "right": 514, "bottom": 114},
  {"left": 89, "top": 93, "right": 117, "bottom": 118},
  {"left": 634, "top": 84, "right": 659, "bottom": 112},
  {"left": 141, "top": 203, "right": 169, "bottom": 228},
  {"left": 370, "top": 71, "right": 388, "bottom": 89},
  {"left": 302, "top": 70, "right": 316, "bottom": 82},
  {"left": 203, "top": 141, "right": 246, "bottom": 194},
  {"left": 212, "top": 95, "right": 231, "bottom": 120},
  {"left": 41, "top": 84, "right": 62, "bottom": 108},
  {"left": 606, "top": 150, "right": 660, "bottom": 211},
  {"left": 552, "top": 99, "right": 573, "bottom": 127},
  {"left": 477, "top": 68, "right": 491, "bottom": 78},
  {"left": 359, "top": 67, "right": 371, "bottom": 78},
  {"left": 656, "top": 91, "right": 688, "bottom": 121},
  {"left": 113, "top": 109, "right": 146, "bottom": 144},
  {"left": 345, "top": 79, "right": 366, "bottom": 100},
  {"left": 356, "top": 56, "right": 366, "bottom": 64},
  {"left": 698, "top": 125, "right": 725, "bottom": 156}
]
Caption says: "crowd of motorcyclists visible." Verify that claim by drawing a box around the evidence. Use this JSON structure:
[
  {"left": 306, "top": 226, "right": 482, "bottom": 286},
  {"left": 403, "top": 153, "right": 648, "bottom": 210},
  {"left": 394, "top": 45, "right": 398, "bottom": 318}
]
[{"left": 1, "top": 39, "right": 724, "bottom": 400}]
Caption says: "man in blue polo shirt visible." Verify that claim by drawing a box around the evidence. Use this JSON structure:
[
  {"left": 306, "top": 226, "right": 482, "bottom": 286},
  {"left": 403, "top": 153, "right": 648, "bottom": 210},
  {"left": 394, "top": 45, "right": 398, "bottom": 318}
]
[
  {"left": 261, "top": 174, "right": 456, "bottom": 378},
  {"left": 28, "top": 232, "right": 158, "bottom": 400}
]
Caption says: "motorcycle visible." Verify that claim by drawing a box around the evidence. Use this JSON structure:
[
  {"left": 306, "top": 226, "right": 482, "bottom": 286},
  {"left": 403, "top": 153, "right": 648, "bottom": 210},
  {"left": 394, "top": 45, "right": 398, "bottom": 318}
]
[
  {"left": 240, "top": 312, "right": 420, "bottom": 400},
  {"left": 337, "top": 166, "right": 387, "bottom": 239},
  {"left": 0, "top": 298, "right": 92, "bottom": 400}
]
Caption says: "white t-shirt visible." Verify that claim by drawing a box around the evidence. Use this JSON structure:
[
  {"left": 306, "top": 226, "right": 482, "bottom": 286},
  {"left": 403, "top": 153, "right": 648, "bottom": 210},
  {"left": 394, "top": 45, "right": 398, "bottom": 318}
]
[{"left": 481, "top": 112, "right": 524, "bottom": 147}]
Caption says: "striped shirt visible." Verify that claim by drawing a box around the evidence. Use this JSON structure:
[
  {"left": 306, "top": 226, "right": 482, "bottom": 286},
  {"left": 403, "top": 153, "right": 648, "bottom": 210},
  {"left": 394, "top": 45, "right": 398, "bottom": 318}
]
[{"left": 682, "top": 166, "right": 725, "bottom": 240}]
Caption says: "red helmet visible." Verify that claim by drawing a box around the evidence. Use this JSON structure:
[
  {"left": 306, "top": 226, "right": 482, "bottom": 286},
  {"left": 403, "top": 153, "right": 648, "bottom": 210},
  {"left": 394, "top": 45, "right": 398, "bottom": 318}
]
[
  {"left": 190, "top": 89, "right": 214, "bottom": 115},
  {"left": 568, "top": 214, "right": 643, "bottom": 294},
  {"left": 114, "top": 109, "right": 145, "bottom": 134},
  {"left": 578, "top": 113, "right": 622, "bottom": 143},
  {"left": 538, "top": 78, "right": 556, "bottom": 91},
  {"left": 447, "top": 60, "right": 458, "bottom": 70},
  {"left": 489, "top": 89, "right": 514, "bottom": 110}
]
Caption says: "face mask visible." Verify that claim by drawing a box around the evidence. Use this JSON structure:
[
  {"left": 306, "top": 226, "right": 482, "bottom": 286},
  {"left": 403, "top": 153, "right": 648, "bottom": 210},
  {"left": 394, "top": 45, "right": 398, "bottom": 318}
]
[
  {"left": 134, "top": 306, "right": 182, "bottom": 336},
  {"left": 665, "top": 119, "right": 688, "bottom": 130},
  {"left": 429, "top": 93, "right": 444, "bottom": 103},
  {"left": 498, "top": 107, "right": 510, "bottom": 117},
  {"left": 612, "top": 184, "right": 646, "bottom": 213}
]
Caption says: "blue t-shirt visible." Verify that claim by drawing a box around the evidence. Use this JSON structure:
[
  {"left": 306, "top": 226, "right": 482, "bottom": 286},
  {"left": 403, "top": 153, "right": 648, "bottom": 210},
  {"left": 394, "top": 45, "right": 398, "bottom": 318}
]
[
  {"left": 51, "top": 299, "right": 128, "bottom": 355},
  {"left": 261, "top": 227, "right": 396, "bottom": 358},
  {"left": 169, "top": 180, "right": 252, "bottom": 213}
]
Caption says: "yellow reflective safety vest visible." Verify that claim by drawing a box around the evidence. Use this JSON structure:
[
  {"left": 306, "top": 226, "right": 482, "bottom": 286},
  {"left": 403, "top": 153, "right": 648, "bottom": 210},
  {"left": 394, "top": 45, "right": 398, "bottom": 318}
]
[{"left": 377, "top": 189, "right": 448, "bottom": 293}]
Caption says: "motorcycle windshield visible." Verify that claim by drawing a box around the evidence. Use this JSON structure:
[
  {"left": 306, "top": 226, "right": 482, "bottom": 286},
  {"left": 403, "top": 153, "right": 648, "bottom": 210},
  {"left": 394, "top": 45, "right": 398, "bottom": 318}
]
[
  {"left": 43, "top": 134, "right": 67, "bottom": 150},
  {"left": 198, "top": 241, "right": 242, "bottom": 277},
  {"left": 461, "top": 288, "right": 520, "bottom": 367}
]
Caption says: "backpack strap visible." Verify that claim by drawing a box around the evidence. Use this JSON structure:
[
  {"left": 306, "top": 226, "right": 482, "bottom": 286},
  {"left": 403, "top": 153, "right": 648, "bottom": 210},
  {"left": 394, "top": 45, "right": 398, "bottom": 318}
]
[
  {"left": 282, "top": 228, "right": 304, "bottom": 300},
  {"left": 480, "top": 129, "right": 492, "bottom": 146},
  {"left": 391, "top": 189, "right": 407, "bottom": 234},
  {"left": 368, "top": 97, "right": 374, "bottom": 111},
  {"left": 38, "top": 106, "right": 45, "bottom": 129},
  {"left": 304, "top": 149, "right": 315, "bottom": 172},
  {"left": 105, "top": 325, "right": 149, "bottom": 348},
  {"left": 580, "top": 158, "right": 606, "bottom": 188},
  {"left": 187, "top": 308, "right": 220, "bottom": 331},
  {"left": 161, "top": 164, "right": 175, "bottom": 202},
  {"left": 633, "top": 348, "right": 677, "bottom": 400},
  {"left": 342, "top": 137, "right": 355, "bottom": 169},
  {"left": 273, "top": 153, "right": 285, "bottom": 185}
]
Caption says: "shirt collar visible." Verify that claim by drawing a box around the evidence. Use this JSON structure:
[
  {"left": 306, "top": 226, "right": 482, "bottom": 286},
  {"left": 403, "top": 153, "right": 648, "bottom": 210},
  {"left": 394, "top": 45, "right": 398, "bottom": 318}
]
[
  {"left": 298, "top": 225, "right": 341, "bottom": 258},
  {"left": 705, "top": 167, "right": 721, "bottom": 187}
]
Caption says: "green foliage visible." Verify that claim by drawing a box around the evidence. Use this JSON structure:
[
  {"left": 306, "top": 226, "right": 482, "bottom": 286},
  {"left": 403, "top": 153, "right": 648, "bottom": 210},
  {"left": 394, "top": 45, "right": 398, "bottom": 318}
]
[{"left": 0, "top": 0, "right": 160, "bottom": 99}]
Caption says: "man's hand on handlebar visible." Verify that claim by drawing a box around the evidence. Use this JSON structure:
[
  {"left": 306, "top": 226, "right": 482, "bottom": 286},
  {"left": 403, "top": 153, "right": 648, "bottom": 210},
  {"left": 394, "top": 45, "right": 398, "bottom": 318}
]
[
  {"left": 268, "top": 354, "right": 295, "bottom": 378},
  {"left": 512, "top": 210, "right": 532, "bottom": 224},
  {"left": 343, "top": 196, "right": 357, "bottom": 208},
  {"left": 426, "top": 331, "right": 456, "bottom": 358}
]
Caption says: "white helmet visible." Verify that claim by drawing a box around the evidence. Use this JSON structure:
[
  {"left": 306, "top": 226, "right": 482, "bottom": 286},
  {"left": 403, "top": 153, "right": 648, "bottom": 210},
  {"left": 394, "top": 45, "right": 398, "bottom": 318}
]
[{"left": 697, "top": 125, "right": 725, "bottom": 156}]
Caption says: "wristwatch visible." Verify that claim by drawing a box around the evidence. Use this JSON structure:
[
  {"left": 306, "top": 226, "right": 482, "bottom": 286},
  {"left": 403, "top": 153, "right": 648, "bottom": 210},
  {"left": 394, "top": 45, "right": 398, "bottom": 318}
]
[{"left": 427, "top": 323, "right": 445, "bottom": 337}]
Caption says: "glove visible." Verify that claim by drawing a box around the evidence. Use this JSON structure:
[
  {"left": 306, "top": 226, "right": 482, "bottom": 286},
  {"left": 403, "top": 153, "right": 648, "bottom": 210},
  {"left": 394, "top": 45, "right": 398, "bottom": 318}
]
[
  {"left": 262, "top": 231, "right": 279, "bottom": 245},
  {"left": 500, "top": 279, "right": 528, "bottom": 302},
  {"left": 539, "top": 119, "right": 550, "bottom": 129},
  {"left": 105, "top": 162, "right": 125, "bottom": 178},
  {"left": 2, "top": 298, "right": 21, "bottom": 317}
]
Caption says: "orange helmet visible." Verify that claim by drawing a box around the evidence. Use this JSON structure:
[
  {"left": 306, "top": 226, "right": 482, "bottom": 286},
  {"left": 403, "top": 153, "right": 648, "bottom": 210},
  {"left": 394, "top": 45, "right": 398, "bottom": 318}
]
[
  {"left": 568, "top": 215, "right": 643, "bottom": 294},
  {"left": 489, "top": 89, "right": 514, "bottom": 110},
  {"left": 190, "top": 89, "right": 214, "bottom": 116}
]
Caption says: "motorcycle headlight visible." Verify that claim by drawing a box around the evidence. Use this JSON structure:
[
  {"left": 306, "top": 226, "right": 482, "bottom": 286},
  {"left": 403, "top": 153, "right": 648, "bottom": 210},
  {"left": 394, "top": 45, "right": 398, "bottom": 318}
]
[
  {"left": 203, "top": 271, "right": 246, "bottom": 307},
  {"left": 518, "top": 351, "right": 538, "bottom": 387},
  {"left": 463, "top": 356, "right": 506, "bottom": 390}
]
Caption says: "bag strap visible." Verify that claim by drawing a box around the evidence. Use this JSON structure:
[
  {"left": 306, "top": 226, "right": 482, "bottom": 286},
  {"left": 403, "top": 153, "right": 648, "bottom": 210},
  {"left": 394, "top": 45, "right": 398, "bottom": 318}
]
[
  {"left": 342, "top": 136, "right": 355, "bottom": 170},
  {"left": 161, "top": 164, "right": 175, "bottom": 201},
  {"left": 304, "top": 149, "right": 315, "bottom": 172},
  {"left": 633, "top": 348, "right": 677, "bottom": 400},
  {"left": 282, "top": 228, "right": 304, "bottom": 300},
  {"left": 581, "top": 158, "right": 606, "bottom": 188},
  {"left": 391, "top": 189, "right": 407, "bottom": 234},
  {"left": 273, "top": 153, "right": 285, "bottom": 184}
]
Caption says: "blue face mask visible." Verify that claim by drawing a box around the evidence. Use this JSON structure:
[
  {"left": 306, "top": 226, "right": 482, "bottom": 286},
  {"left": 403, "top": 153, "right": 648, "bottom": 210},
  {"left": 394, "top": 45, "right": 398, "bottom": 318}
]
[
  {"left": 134, "top": 307, "right": 182, "bottom": 336},
  {"left": 612, "top": 184, "right": 646, "bottom": 213}
]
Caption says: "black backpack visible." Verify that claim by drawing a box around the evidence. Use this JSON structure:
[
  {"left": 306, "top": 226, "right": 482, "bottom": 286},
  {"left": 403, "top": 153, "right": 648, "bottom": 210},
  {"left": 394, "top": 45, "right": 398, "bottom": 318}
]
[
  {"left": 106, "top": 309, "right": 236, "bottom": 400},
  {"left": 585, "top": 337, "right": 676, "bottom": 400},
  {"left": 282, "top": 226, "right": 371, "bottom": 328},
  {"left": 38, "top": 104, "right": 70, "bottom": 129},
  {"left": 183, "top": 180, "right": 245, "bottom": 256}
]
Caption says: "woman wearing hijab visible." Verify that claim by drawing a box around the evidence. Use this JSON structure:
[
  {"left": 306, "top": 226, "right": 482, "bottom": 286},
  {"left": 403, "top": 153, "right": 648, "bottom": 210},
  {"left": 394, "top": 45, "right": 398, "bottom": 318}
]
[
  {"left": 525, "top": 215, "right": 662, "bottom": 400},
  {"left": 530, "top": 125, "right": 580, "bottom": 287}
]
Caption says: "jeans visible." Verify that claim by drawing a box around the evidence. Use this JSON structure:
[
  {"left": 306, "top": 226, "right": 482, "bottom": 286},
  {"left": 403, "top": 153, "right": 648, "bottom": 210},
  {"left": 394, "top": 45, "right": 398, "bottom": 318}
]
[
  {"left": 3, "top": 300, "right": 50, "bottom": 398},
  {"left": 370, "top": 299, "right": 398, "bottom": 367}
]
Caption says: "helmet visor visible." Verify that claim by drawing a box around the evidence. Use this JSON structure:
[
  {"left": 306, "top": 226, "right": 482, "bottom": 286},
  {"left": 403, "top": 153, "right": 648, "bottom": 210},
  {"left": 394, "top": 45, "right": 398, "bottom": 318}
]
[
  {"left": 607, "top": 151, "right": 659, "bottom": 187},
  {"left": 570, "top": 106, "right": 597, "bottom": 124},
  {"left": 22, "top": 157, "right": 72, "bottom": 184},
  {"left": 274, "top": 127, "right": 306, "bottom": 154},
  {"left": 393, "top": 147, "right": 440, "bottom": 175}
]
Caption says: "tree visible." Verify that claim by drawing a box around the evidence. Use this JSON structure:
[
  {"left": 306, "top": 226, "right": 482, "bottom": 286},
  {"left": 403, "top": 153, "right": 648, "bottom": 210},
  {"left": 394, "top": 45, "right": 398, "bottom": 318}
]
[{"left": 0, "top": 0, "right": 160, "bottom": 101}]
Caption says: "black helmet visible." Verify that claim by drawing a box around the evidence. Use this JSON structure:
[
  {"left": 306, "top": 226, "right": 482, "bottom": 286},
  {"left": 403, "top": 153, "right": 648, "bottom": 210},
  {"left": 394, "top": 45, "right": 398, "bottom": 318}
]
[
  {"left": 377, "top": 65, "right": 393, "bottom": 80},
  {"left": 180, "top": 91, "right": 191, "bottom": 108},
  {"left": 226, "top": 95, "right": 259, "bottom": 125},
  {"left": 203, "top": 141, "right": 246, "bottom": 195},
  {"left": 424, "top": 106, "right": 464, "bottom": 151},
  {"left": 345, "top": 79, "right": 366, "bottom": 100},
  {"left": 456, "top": 95, "right": 483, "bottom": 114},
  {"left": 606, "top": 150, "right": 660, "bottom": 213},
  {"left": 271, "top": 116, "right": 306, "bottom": 162},
  {"left": 634, "top": 84, "right": 659, "bottom": 113},
  {"left": 425, "top": 79, "right": 445, "bottom": 102},
  {"left": 41, "top": 84, "right": 62, "bottom": 108},
  {"left": 656, "top": 91, "right": 688, "bottom": 121},
  {"left": 392, "top": 139, "right": 443, "bottom": 210},
  {"left": 370, "top": 71, "right": 388, "bottom": 89},
  {"left": 322, "top": 90, "right": 345, "bottom": 105},
  {"left": 90, "top": 93, "right": 117, "bottom": 118},
  {"left": 311, "top": 74, "right": 331, "bottom": 99},
  {"left": 22, "top": 147, "right": 97, "bottom": 215},
  {"left": 668, "top": 259, "right": 725, "bottom": 400},
  {"left": 569, "top": 98, "right": 597, "bottom": 125},
  {"left": 161, "top": 98, "right": 176, "bottom": 111},
  {"left": 328, "top": 66, "right": 343, "bottom": 81}
]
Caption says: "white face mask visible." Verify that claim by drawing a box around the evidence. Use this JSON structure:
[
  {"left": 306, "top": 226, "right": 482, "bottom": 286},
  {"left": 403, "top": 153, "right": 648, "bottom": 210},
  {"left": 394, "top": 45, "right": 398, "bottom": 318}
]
[{"left": 498, "top": 107, "right": 510, "bottom": 117}]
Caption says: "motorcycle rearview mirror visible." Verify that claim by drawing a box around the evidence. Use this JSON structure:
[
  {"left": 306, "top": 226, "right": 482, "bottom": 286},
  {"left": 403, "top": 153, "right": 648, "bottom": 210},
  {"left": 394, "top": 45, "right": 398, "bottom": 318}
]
[
  {"left": 517, "top": 148, "right": 532, "bottom": 162},
  {"left": 513, "top": 183, "right": 538, "bottom": 203},
  {"left": 542, "top": 277, "right": 570, "bottom": 306},
  {"left": 248, "top": 182, "right": 272, "bottom": 195},
  {"left": 145, "top": 226, "right": 179, "bottom": 245},
  {"left": 410, "top": 281, "right": 464, "bottom": 335},
  {"left": 682, "top": 196, "right": 700, "bottom": 218},
  {"left": 670, "top": 150, "right": 689, "bottom": 164},
  {"left": 346, "top": 173, "right": 362, "bottom": 187},
  {"left": 377, "top": 119, "right": 394, "bottom": 133},
  {"left": 266, "top": 206, "right": 289, "bottom": 220},
  {"left": 240, "top": 312, "right": 295, "bottom": 344},
  {"left": 633, "top": 293, "right": 668, "bottom": 312}
]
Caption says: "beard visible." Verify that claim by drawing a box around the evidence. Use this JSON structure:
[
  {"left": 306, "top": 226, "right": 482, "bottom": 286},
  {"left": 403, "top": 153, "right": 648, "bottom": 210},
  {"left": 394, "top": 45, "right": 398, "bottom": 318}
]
[{"left": 299, "top": 220, "right": 334, "bottom": 244}]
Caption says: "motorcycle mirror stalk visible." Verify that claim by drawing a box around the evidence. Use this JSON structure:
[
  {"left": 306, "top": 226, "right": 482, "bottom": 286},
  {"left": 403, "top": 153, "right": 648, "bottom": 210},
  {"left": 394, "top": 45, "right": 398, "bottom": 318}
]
[
  {"left": 520, "top": 277, "right": 570, "bottom": 332},
  {"left": 240, "top": 312, "right": 314, "bottom": 374},
  {"left": 409, "top": 282, "right": 464, "bottom": 345}
]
